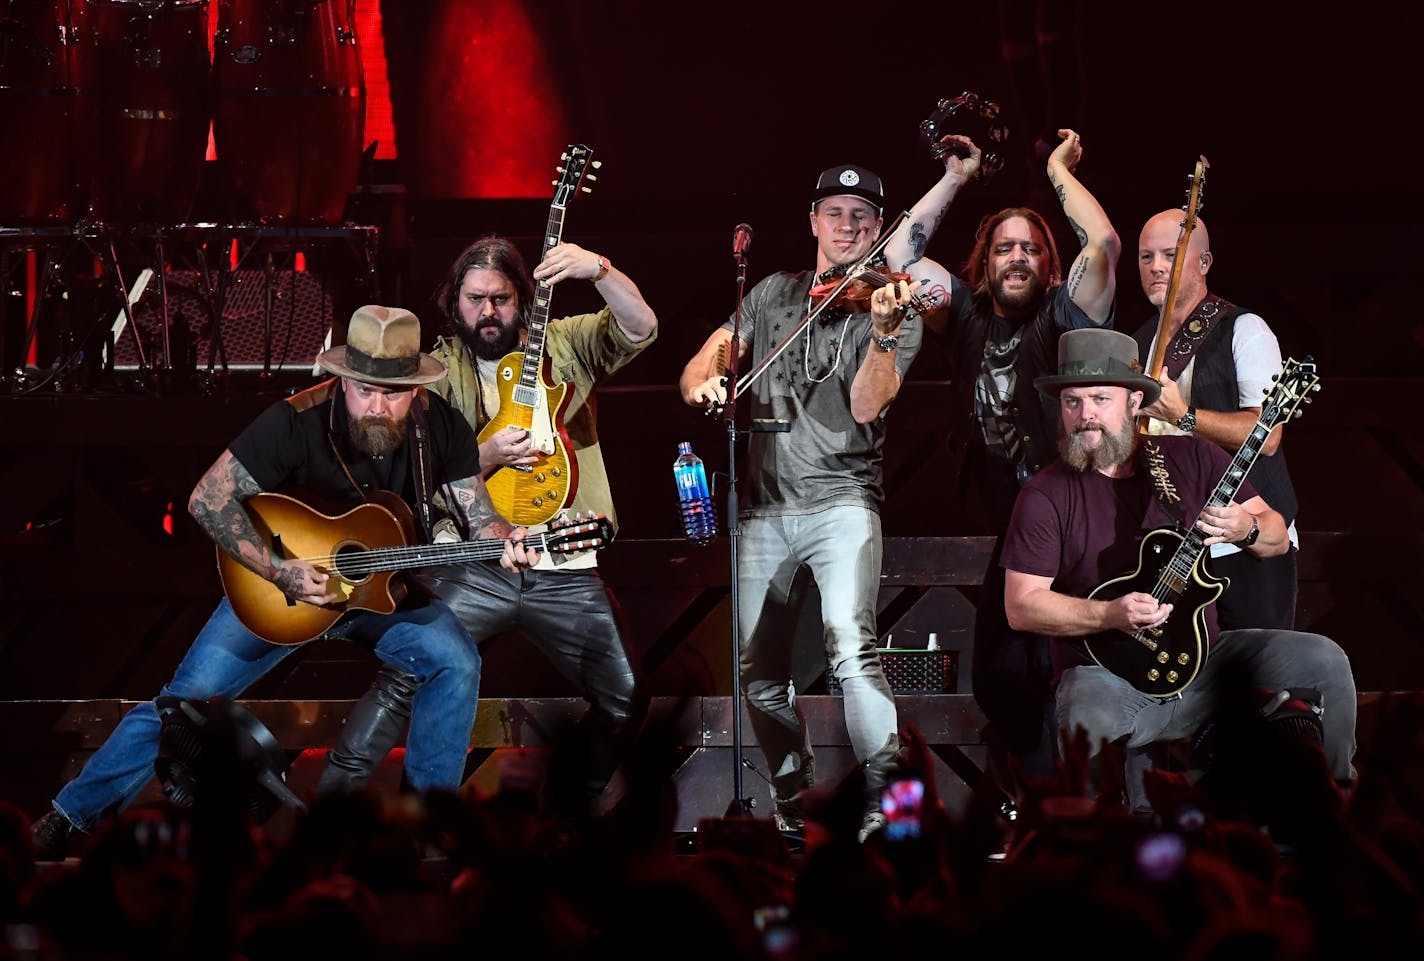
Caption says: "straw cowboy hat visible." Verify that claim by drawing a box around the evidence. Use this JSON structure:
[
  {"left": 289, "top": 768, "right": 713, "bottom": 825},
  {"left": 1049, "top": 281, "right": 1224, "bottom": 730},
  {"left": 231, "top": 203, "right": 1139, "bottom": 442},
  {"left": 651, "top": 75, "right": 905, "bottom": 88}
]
[
  {"left": 1033, "top": 327, "right": 1162, "bottom": 407},
  {"left": 316, "top": 305, "right": 446, "bottom": 387}
]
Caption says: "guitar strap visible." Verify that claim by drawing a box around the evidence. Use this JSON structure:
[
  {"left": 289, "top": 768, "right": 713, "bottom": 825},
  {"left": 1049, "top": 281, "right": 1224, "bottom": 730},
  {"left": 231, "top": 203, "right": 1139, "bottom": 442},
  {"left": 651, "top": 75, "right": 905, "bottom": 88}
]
[
  {"left": 407, "top": 389, "right": 437, "bottom": 543},
  {"left": 322, "top": 383, "right": 438, "bottom": 544},
  {"left": 1161, "top": 294, "right": 1231, "bottom": 380}
]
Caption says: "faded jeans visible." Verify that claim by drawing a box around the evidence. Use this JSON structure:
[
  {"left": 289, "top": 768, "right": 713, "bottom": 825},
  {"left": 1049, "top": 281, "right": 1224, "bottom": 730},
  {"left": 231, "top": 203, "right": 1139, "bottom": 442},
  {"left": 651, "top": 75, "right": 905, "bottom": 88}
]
[
  {"left": 54, "top": 597, "right": 480, "bottom": 830},
  {"left": 1056, "top": 628, "right": 1356, "bottom": 813},
  {"left": 737, "top": 505, "right": 899, "bottom": 799}
]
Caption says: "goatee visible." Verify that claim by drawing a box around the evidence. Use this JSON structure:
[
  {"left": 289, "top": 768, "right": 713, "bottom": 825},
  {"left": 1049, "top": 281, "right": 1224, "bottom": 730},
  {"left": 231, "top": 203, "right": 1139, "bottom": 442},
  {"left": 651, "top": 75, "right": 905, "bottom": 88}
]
[
  {"left": 1060, "top": 419, "right": 1137, "bottom": 472},
  {"left": 352, "top": 414, "right": 406, "bottom": 457}
]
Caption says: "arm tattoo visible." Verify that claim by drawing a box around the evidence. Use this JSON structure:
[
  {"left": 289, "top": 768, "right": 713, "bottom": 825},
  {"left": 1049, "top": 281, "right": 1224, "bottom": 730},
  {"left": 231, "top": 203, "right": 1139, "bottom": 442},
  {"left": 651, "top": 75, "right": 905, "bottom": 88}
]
[
  {"left": 1068, "top": 216, "right": 1087, "bottom": 250},
  {"left": 1066, "top": 256, "right": 1090, "bottom": 298},
  {"left": 906, "top": 223, "right": 928, "bottom": 268},
  {"left": 448, "top": 475, "right": 512, "bottom": 539},
  {"left": 1054, "top": 184, "right": 1066, "bottom": 207},
  {"left": 190, "top": 452, "right": 284, "bottom": 582}
]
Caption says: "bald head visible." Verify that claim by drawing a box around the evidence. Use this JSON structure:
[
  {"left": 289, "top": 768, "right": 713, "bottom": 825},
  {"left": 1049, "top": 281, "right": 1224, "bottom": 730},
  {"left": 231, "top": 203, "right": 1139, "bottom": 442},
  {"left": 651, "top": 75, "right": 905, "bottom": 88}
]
[
  {"left": 1140, "top": 208, "right": 1210, "bottom": 261},
  {"left": 1138, "top": 209, "right": 1212, "bottom": 314}
]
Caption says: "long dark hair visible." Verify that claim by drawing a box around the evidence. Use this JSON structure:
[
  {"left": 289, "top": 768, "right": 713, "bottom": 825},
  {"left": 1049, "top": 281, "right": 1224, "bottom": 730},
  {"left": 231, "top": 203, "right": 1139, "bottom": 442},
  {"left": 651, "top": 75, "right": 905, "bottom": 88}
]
[
  {"left": 434, "top": 235, "right": 536, "bottom": 334},
  {"left": 962, "top": 207, "right": 1063, "bottom": 298}
]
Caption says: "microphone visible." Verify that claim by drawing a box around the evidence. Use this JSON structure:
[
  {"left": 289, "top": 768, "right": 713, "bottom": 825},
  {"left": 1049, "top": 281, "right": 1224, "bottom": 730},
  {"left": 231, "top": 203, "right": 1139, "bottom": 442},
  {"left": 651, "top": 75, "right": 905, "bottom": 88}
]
[{"left": 732, "top": 223, "right": 753, "bottom": 262}]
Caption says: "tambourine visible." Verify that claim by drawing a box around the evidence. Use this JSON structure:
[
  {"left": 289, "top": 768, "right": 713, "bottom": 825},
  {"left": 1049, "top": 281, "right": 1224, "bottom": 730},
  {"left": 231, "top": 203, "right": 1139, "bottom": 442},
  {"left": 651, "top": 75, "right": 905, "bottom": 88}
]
[{"left": 919, "top": 91, "right": 1009, "bottom": 184}]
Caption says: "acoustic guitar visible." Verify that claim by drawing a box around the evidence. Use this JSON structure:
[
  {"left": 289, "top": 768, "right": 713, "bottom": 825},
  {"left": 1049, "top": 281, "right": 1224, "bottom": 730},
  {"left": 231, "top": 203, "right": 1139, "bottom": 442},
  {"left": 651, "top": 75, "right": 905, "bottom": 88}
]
[
  {"left": 1082, "top": 358, "right": 1320, "bottom": 697},
  {"left": 218, "top": 491, "right": 612, "bottom": 646},
  {"left": 479, "top": 145, "right": 599, "bottom": 526}
]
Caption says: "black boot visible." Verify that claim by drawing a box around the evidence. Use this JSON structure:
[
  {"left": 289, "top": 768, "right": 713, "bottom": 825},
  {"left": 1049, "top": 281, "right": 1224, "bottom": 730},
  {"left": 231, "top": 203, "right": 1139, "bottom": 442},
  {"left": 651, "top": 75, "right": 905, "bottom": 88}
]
[
  {"left": 31, "top": 808, "right": 81, "bottom": 862},
  {"left": 317, "top": 665, "right": 418, "bottom": 796}
]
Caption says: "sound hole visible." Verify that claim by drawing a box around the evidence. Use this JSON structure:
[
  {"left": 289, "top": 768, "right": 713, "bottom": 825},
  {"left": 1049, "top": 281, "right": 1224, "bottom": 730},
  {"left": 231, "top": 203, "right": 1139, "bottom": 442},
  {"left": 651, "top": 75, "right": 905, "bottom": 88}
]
[{"left": 331, "top": 542, "right": 368, "bottom": 582}]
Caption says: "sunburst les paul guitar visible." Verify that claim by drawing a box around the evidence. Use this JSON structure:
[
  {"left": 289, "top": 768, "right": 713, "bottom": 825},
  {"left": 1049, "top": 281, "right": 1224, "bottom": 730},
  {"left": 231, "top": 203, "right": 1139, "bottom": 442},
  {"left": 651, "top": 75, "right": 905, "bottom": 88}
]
[
  {"left": 1082, "top": 358, "right": 1320, "bottom": 697},
  {"left": 219, "top": 491, "right": 612, "bottom": 646},
  {"left": 479, "top": 144, "right": 600, "bottom": 526}
]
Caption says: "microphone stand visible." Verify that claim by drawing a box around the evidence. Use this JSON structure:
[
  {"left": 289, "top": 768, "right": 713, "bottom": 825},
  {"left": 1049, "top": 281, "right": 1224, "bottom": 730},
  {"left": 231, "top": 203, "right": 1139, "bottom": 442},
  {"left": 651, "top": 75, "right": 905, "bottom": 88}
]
[
  {"left": 721, "top": 240, "right": 755, "bottom": 817},
  {"left": 712, "top": 214, "right": 912, "bottom": 820}
]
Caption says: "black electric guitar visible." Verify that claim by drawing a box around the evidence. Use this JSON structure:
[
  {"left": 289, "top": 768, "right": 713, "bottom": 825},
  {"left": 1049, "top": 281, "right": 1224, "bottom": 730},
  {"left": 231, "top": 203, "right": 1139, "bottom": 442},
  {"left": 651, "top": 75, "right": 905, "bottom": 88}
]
[
  {"left": 479, "top": 144, "right": 599, "bottom": 526},
  {"left": 1082, "top": 358, "right": 1321, "bottom": 697},
  {"left": 219, "top": 491, "right": 612, "bottom": 646}
]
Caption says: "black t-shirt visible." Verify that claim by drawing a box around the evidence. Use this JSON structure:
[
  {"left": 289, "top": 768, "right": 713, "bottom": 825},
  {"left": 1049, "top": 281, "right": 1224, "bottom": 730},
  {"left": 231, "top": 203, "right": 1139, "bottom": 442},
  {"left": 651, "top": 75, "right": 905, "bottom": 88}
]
[{"left": 228, "top": 380, "right": 482, "bottom": 516}]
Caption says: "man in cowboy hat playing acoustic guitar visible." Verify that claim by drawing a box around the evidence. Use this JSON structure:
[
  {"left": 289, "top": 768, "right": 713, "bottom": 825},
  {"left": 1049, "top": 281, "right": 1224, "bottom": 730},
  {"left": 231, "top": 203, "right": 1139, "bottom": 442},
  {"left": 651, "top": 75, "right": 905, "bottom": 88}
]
[
  {"left": 32, "top": 305, "right": 538, "bottom": 859},
  {"left": 998, "top": 327, "right": 1355, "bottom": 817}
]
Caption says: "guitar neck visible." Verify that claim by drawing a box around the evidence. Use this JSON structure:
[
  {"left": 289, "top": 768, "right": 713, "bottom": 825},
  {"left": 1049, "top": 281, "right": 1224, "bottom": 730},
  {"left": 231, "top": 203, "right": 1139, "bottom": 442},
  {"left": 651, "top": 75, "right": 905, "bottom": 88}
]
[
  {"left": 1166, "top": 413, "right": 1275, "bottom": 576},
  {"left": 345, "top": 530, "right": 561, "bottom": 576},
  {"left": 513, "top": 202, "right": 568, "bottom": 408}
]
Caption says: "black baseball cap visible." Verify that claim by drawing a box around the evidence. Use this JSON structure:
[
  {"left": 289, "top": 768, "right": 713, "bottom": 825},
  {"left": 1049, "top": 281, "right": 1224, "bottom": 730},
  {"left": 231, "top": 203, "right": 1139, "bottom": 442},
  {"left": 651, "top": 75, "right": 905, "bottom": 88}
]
[{"left": 811, "top": 164, "right": 884, "bottom": 212}]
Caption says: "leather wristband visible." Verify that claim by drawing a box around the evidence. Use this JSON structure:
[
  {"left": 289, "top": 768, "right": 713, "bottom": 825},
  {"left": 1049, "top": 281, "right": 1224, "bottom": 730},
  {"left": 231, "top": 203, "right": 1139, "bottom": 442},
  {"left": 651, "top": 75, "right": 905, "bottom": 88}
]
[{"left": 1235, "top": 516, "right": 1260, "bottom": 548}]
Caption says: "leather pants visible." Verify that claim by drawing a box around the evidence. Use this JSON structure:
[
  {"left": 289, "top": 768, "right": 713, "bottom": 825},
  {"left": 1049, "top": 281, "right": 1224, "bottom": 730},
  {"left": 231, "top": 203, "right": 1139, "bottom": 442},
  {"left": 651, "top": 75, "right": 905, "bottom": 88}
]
[
  {"left": 316, "top": 663, "right": 419, "bottom": 796},
  {"left": 318, "top": 561, "right": 643, "bottom": 803}
]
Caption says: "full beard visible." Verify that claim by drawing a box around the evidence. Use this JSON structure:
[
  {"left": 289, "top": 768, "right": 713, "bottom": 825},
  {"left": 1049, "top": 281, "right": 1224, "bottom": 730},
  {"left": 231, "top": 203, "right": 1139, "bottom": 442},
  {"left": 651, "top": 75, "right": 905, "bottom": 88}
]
[
  {"left": 1059, "top": 418, "right": 1137, "bottom": 472},
  {"left": 457, "top": 319, "right": 521, "bottom": 361},
  {"left": 991, "top": 272, "right": 1044, "bottom": 313},
  {"left": 352, "top": 414, "right": 407, "bottom": 457}
]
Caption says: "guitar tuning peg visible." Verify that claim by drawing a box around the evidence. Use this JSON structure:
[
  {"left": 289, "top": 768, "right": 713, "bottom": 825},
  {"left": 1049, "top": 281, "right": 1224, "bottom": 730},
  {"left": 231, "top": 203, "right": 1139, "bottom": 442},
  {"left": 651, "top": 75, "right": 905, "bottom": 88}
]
[
  {"left": 591, "top": 160, "right": 603, "bottom": 169},
  {"left": 551, "top": 180, "right": 558, "bottom": 187},
  {"left": 560, "top": 151, "right": 569, "bottom": 160},
  {"left": 585, "top": 173, "right": 598, "bottom": 182},
  {"left": 1311, "top": 383, "right": 1322, "bottom": 392}
]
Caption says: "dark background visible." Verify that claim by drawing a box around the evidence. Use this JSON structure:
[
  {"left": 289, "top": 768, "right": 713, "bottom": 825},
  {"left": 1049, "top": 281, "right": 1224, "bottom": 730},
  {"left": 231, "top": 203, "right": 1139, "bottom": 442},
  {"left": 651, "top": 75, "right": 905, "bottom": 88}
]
[{"left": 1, "top": 0, "right": 1420, "bottom": 713}]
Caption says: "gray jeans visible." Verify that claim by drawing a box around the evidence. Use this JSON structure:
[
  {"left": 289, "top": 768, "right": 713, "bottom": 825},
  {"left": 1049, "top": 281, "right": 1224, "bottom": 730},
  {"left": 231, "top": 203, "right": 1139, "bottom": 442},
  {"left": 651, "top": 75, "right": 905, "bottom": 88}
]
[
  {"left": 1056, "top": 628, "right": 1357, "bottom": 812},
  {"left": 737, "top": 504, "right": 899, "bottom": 799}
]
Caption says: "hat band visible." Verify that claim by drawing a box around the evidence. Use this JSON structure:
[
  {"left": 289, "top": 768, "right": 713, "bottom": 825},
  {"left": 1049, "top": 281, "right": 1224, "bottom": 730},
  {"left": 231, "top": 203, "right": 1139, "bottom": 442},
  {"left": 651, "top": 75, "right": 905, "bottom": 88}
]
[
  {"left": 1058, "top": 357, "right": 1145, "bottom": 379},
  {"left": 345, "top": 344, "right": 420, "bottom": 379}
]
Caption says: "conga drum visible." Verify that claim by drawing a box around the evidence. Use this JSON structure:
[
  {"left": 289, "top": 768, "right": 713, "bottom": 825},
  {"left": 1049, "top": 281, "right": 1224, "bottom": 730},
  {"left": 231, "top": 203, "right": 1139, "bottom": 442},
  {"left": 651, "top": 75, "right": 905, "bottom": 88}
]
[
  {"left": 213, "top": 0, "right": 365, "bottom": 224},
  {"left": 86, "top": 0, "right": 210, "bottom": 223},
  {"left": 0, "top": 0, "right": 89, "bottom": 222}
]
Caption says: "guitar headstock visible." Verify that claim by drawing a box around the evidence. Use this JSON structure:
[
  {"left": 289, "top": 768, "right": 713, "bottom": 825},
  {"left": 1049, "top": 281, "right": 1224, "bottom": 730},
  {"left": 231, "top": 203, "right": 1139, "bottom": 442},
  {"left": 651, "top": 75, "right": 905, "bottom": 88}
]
[
  {"left": 544, "top": 513, "right": 615, "bottom": 554},
  {"left": 552, "top": 144, "right": 600, "bottom": 208},
  {"left": 1260, "top": 357, "right": 1322, "bottom": 431},
  {"left": 1181, "top": 155, "right": 1210, "bottom": 231}
]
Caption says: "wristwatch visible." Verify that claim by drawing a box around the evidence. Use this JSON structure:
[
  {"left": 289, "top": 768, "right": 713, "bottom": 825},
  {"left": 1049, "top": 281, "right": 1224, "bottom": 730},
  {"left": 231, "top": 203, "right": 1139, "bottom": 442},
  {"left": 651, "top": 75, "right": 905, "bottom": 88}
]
[
  {"left": 872, "top": 332, "right": 900, "bottom": 352},
  {"left": 593, "top": 255, "right": 611, "bottom": 283},
  {"left": 1235, "top": 516, "right": 1260, "bottom": 548},
  {"left": 1175, "top": 405, "right": 1197, "bottom": 433}
]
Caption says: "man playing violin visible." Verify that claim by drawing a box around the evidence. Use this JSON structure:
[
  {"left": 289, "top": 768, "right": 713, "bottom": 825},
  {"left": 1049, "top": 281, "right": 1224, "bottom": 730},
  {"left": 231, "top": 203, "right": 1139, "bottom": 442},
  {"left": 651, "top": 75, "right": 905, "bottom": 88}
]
[
  {"left": 883, "top": 128, "right": 1121, "bottom": 799},
  {"left": 681, "top": 164, "right": 922, "bottom": 843}
]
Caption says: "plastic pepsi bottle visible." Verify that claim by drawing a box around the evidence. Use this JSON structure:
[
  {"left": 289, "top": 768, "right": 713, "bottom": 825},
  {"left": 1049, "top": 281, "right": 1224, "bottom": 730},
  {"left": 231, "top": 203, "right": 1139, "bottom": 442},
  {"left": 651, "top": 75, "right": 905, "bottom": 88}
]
[{"left": 673, "top": 441, "right": 717, "bottom": 545}]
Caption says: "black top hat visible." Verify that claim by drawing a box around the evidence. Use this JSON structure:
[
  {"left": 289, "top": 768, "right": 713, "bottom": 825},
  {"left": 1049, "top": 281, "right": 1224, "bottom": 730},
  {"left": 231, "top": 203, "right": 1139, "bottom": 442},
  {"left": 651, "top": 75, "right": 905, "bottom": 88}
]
[{"left": 1033, "top": 328, "right": 1163, "bottom": 406}]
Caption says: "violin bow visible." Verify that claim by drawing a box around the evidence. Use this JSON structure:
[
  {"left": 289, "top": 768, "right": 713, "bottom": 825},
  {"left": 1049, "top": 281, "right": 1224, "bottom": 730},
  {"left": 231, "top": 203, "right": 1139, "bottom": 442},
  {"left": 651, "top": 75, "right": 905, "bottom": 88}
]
[{"left": 734, "top": 210, "right": 909, "bottom": 398}]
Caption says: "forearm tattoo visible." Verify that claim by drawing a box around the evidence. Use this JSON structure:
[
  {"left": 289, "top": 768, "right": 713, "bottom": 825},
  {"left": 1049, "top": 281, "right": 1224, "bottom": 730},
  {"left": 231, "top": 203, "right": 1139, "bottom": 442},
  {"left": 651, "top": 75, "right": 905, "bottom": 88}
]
[
  {"left": 449, "top": 475, "right": 512, "bottom": 539},
  {"left": 190, "top": 452, "right": 290, "bottom": 586},
  {"left": 1066, "top": 256, "right": 1090, "bottom": 298},
  {"left": 1054, "top": 183, "right": 1066, "bottom": 207},
  {"left": 1068, "top": 216, "right": 1087, "bottom": 250}
]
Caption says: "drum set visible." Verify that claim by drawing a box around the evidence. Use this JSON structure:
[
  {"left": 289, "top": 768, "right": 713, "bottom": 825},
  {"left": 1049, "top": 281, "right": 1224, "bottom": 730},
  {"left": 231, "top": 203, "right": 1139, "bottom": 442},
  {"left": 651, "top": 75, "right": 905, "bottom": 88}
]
[{"left": 0, "top": 0, "right": 375, "bottom": 388}]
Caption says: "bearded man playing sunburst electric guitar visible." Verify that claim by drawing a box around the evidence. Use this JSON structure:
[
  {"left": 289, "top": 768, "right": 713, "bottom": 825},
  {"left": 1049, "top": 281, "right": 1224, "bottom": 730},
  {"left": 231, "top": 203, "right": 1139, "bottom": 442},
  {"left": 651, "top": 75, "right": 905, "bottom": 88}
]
[
  {"left": 31, "top": 305, "right": 539, "bottom": 861},
  {"left": 315, "top": 232, "right": 658, "bottom": 817},
  {"left": 1000, "top": 328, "right": 1356, "bottom": 818}
]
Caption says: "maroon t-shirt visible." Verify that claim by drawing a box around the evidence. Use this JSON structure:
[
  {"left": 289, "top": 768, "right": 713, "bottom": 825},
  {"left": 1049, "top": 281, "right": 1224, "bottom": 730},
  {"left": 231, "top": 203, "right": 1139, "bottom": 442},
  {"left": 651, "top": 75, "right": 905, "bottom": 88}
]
[{"left": 1000, "top": 434, "right": 1258, "bottom": 668}]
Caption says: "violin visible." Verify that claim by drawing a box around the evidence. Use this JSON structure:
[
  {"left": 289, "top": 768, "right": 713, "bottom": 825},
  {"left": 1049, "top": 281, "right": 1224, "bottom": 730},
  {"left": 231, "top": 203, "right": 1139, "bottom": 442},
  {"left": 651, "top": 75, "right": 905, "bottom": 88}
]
[{"left": 808, "top": 260, "right": 937, "bottom": 315}]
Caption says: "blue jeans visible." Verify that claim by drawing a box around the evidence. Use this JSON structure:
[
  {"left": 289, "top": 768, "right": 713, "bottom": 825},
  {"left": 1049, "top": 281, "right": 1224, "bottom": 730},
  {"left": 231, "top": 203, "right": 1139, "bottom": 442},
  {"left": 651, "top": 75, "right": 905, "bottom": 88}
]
[
  {"left": 737, "top": 505, "right": 898, "bottom": 798},
  {"left": 1055, "top": 628, "right": 1356, "bottom": 813},
  {"left": 54, "top": 597, "right": 481, "bottom": 830}
]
